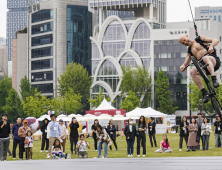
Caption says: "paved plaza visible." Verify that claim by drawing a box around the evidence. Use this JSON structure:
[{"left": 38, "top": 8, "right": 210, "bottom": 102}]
[{"left": 1, "top": 157, "right": 221, "bottom": 170}]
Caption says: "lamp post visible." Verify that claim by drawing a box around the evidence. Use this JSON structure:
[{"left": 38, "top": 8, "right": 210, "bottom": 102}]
[{"left": 154, "top": 83, "right": 161, "bottom": 110}]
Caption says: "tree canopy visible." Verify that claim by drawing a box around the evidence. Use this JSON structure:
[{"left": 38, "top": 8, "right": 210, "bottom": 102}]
[{"left": 120, "top": 90, "right": 140, "bottom": 112}]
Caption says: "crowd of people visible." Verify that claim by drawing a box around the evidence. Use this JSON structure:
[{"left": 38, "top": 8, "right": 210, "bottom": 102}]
[{"left": 0, "top": 112, "right": 222, "bottom": 161}]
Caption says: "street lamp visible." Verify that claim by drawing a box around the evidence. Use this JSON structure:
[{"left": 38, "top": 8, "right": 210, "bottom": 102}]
[{"left": 154, "top": 83, "right": 161, "bottom": 110}]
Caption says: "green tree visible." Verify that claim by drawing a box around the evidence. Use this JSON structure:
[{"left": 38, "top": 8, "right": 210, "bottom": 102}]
[
  {"left": 20, "top": 75, "right": 35, "bottom": 103},
  {"left": 121, "top": 65, "right": 152, "bottom": 108},
  {"left": 88, "top": 90, "right": 112, "bottom": 109},
  {"left": 3, "top": 88, "right": 23, "bottom": 122},
  {"left": 57, "top": 62, "right": 91, "bottom": 98},
  {"left": 120, "top": 90, "right": 140, "bottom": 112},
  {"left": 188, "top": 76, "right": 222, "bottom": 115},
  {"left": 21, "top": 27, "right": 27, "bottom": 33},
  {"left": 0, "top": 75, "right": 12, "bottom": 115},
  {"left": 22, "top": 90, "right": 51, "bottom": 118},
  {"left": 155, "top": 70, "right": 178, "bottom": 114}
]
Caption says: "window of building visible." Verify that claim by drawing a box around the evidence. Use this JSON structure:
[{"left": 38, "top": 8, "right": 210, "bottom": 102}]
[
  {"left": 201, "top": 16, "right": 203, "bottom": 18},
  {"left": 214, "top": 16, "right": 216, "bottom": 21},
  {"left": 103, "top": 24, "right": 125, "bottom": 41},
  {"left": 31, "top": 47, "right": 53, "bottom": 58},
  {"left": 133, "top": 23, "right": 150, "bottom": 39},
  {"left": 32, "top": 83, "right": 53, "bottom": 93},
  {"left": 31, "top": 71, "right": 53, "bottom": 82},
  {"left": 98, "top": 60, "right": 117, "bottom": 75},
  {"left": 31, "top": 59, "right": 53, "bottom": 70},
  {"left": 219, "top": 16, "right": 221, "bottom": 22},
  {"left": 31, "top": 34, "right": 53, "bottom": 47},
  {"left": 181, "top": 52, "right": 186, "bottom": 58},
  {"left": 32, "top": 22, "right": 53, "bottom": 35},
  {"left": 92, "top": 43, "right": 100, "bottom": 59},
  {"left": 220, "top": 37, "right": 222, "bottom": 42},
  {"left": 220, "top": 49, "right": 222, "bottom": 54},
  {"left": 32, "top": 9, "right": 53, "bottom": 23}
]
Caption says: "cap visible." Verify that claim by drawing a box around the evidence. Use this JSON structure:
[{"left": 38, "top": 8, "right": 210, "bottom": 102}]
[
  {"left": 23, "top": 119, "right": 28, "bottom": 123},
  {"left": 59, "top": 119, "right": 63, "bottom": 122},
  {"left": 50, "top": 114, "right": 55, "bottom": 118}
]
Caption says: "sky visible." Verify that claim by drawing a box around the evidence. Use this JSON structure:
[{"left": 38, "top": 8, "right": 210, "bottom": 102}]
[{"left": 0, "top": 0, "right": 222, "bottom": 38}]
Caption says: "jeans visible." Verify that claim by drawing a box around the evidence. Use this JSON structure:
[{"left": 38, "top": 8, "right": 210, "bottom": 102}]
[
  {"left": 179, "top": 135, "right": 189, "bottom": 149},
  {"left": 215, "top": 134, "right": 222, "bottom": 147},
  {"left": 155, "top": 148, "right": 172, "bottom": 153},
  {"left": 127, "top": 140, "right": 134, "bottom": 155},
  {"left": 98, "top": 141, "right": 108, "bottom": 157},
  {"left": 12, "top": 139, "right": 21, "bottom": 158},
  {"left": 137, "top": 132, "right": 146, "bottom": 155},
  {"left": 149, "top": 133, "right": 157, "bottom": 147},
  {"left": 41, "top": 134, "right": 49, "bottom": 151},
  {"left": 202, "top": 135, "right": 209, "bottom": 150},
  {"left": 0, "top": 137, "right": 10, "bottom": 161},
  {"left": 70, "top": 137, "right": 78, "bottom": 152}
]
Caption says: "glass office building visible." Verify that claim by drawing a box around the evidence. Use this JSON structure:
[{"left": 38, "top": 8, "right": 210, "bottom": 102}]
[
  {"left": 154, "top": 40, "right": 187, "bottom": 110},
  {"left": 67, "top": 5, "right": 92, "bottom": 74},
  {"left": 7, "top": 0, "right": 28, "bottom": 61}
]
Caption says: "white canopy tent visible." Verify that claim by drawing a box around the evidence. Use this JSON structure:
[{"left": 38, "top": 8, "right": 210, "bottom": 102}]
[
  {"left": 37, "top": 115, "right": 50, "bottom": 121},
  {"left": 95, "top": 98, "right": 116, "bottom": 110}
]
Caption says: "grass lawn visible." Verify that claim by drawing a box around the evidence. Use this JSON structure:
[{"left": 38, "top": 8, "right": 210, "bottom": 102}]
[{"left": 6, "top": 133, "right": 222, "bottom": 161}]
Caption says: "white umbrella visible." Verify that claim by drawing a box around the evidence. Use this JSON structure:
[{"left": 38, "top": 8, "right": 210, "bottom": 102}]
[
  {"left": 97, "top": 114, "right": 112, "bottom": 120},
  {"left": 37, "top": 115, "right": 50, "bottom": 121},
  {"left": 56, "top": 114, "right": 67, "bottom": 121},
  {"left": 82, "top": 114, "right": 96, "bottom": 121}
]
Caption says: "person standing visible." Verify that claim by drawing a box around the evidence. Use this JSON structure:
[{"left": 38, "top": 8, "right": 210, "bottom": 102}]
[
  {"left": 107, "top": 120, "right": 118, "bottom": 150},
  {"left": 91, "top": 119, "right": 99, "bottom": 150},
  {"left": 18, "top": 119, "right": 31, "bottom": 160},
  {"left": 69, "top": 117, "right": 79, "bottom": 154},
  {"left": 0, "top": 113, "right": 10, "bottom": 161},
  {"left": 136, "top": 116, "right": 147, "bottom": 157},
  {"left": 12, "top": 118, "right": 22, "bottom": 159},
  {"left": 214, "top": 116, "right": 222, "bottom": 148},
  {"left": 40, "top": 118, "right": 49, "bottom": 153},
  {"left": 187, "top": 118, "right": 200, "bottom": 151},
  {"left": 59, "top": 119, "right": 67, "bottom": 153},
  {"left": 148, "top": 117, "right": 157, "bottom": 148},
  {"left": 48, "top": 114, "right": 62, "bottom": 158},
  {"left": 124, "top": 118, "right": 136, "bottom": 157},
  {"left": 201, "top": 118, "right": 212, "bottom": 151},
  {"left": 196, "top": 113, "right": 204, "bottom": 146},
  {"left": 179, "top": 116, "right": 189, "bottom": 151}
]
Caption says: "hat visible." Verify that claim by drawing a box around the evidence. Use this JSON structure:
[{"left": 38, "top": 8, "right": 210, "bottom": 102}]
[
  {"left": 59, "top": 119, "right": 63, "bottom": 122},
  {"left": 2, "top": 113, "right": 8, "bottom": 117},
  {"left": 50, "top": 114, "right": 55, "bottom": 118},
  {"left": 23, "top": 119, "right": 28, "bottom": 123}
]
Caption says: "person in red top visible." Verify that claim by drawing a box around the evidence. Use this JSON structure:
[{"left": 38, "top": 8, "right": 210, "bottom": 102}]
[{"left": 18, "top": 119, "right": 31, "bottom": 160}]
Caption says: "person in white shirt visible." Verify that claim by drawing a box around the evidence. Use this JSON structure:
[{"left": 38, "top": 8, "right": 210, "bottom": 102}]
[
  {"left": 59, "top": 119, "right": 67, "bottom": 153},
  {"left": 76, "top": 134, "right": 90, "bottom": 158}
]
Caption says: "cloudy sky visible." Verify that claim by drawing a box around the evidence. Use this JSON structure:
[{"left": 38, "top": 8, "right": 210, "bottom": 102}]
[{"left": 0, "top": 0, "right": 222, "bottom": 38}]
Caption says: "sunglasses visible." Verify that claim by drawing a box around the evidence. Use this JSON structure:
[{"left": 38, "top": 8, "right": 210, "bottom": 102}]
[{"left": 24, "top": 122, "right": 27, "bottom": 124}]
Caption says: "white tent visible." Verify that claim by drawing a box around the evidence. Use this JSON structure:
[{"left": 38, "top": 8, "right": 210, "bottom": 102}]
[
  {"left": 126, "top": 107, "right": 167, "bottom": 118},
  {"left": 95, "top": 98, "right": 116, "bottom": 110}
]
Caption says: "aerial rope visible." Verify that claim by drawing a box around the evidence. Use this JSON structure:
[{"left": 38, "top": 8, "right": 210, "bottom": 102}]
[{"left": 188, "top": 0, "right": 198, "bottom": 37}]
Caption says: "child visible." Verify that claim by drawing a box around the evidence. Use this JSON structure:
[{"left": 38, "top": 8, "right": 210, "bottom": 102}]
[
  {"left": 24, "top": 131, "right": 34, "bottom": 160},
  {"left": 76, "top": 134, "right": 90, "bottom": 159},
  {"left": 52, "top": 139, "right": 67, "bottom": 159},
  {"left": 155, "top": 134, "right": 172, "bottom": 153}
]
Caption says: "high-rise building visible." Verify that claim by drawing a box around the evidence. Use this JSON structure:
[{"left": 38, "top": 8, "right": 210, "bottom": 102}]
[
  {"left": 7, "top": 0, "right": 29, "bottom": 61},
  {"left": 0, "top": 37, "right": 6, "bottom": 47},
  {"left": 89, "top": 1, "right": 222, "bottom": 116},
  {"left": 195, "top": 6, "right": 222, "bottom": 22},
  {"left": 26, "top": 0, "right": 95, "bottom": 102},
  {"left": 0, "top": 46, "right": 8, "bottom": 81}
]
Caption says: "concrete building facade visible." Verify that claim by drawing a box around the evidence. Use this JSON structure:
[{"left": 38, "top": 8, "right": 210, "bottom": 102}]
[
  {"left": 0, "top": 46, "right": 8, "bottom": 81},
  {"left": 195, "top": 6, "right": 222, "bottom": 22}
]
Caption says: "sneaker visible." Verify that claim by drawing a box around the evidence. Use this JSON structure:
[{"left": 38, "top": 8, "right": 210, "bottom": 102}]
[
  {"left": 45, "top": 150, "right": 48, "bottom": 152},
  {"left": 137, "top": 155, "right": 140, "bottom": 157},
  {"left": 20, "top": 159, "right": 23, "bottom": 161},
  {"left": 130, "top": 154, "right": 133, "bottom": 157},
  {"left": 202, "top": 92, "right": 210, "bottom": 103},
  {"left": 104, "top": 157, "right": 107, "bottom": 158},
  {"left": 128, "top": 155, "right": 131, "bottom": 157},
  {"left": 13, "top": 158, "right": 16, "bottom": 159},
  {"left": 46, "top": 154, "right": 51, "bottom": 158},
  {"left": 8, "top": 154, "right": 12, "bottom": 156},
  {"left": 142, "top": 155, "right": 145, "bottom": 157},
  {"left": 186, "top": 150, "right": 190, "bottom": 152},
  {"left": 40, "top": 150, "right": 43, "bottom": 153},
  {"left": 212, "top": 79, "right": 219, "bottom": 88},
  {"left": 179, "top": 149, "right": 182, "bottom": 151}
]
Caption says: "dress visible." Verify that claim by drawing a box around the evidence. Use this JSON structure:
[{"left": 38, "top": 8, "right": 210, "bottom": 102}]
[{"left": 187, "top": 124, "right": 200, "bottom": 150}]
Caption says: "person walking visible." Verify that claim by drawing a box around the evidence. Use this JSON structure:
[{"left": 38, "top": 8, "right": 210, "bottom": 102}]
[
  {"left": 124, "top": 118, "right": 136, "bottom": 157},
  {"left": 187, "top": 118, "right": 200, "bottom": 152},
  {"left": 179, "top": 116, "right": 189, "bottom": 151},
  {"left": 201, "top": 118, "right": 212, "bottom": 151},
  {"left": 69, "top": 117, "right": 79, "bottom": 154},
  {"left": 148, "top": 117, "right": 157, "bottom": 148},
  {"left": 214, "top": 116, "right": 222, "bottom": 148},
  {"left": 107, "top": 120, "right": 118, "bottom": 150},
  {"left": 136, "top": 116, "right": 147, "bottom": 157},
  {"left": 18, "top": 119, "right": 31, "bottom": 160},
  {"left": 47, "top": 114, "right": 62, "bottom": 158},
  {"left": 91, "top": 119, "right": 99, "bottom": 150},
  {"left": 0, "top": 113, "right": 10, "bottom": 161},
  {"left": 59, "top": 119, "right": 67, "bottom": 153},
  {"left": 12, "top": 118, "right": 22, "bottom": 159},
  {"left": 40, "top": 118, "right": 49, "bottom": 153}
]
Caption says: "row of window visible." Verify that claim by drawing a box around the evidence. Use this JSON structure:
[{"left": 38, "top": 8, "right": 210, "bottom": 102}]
[
  {"left": 32, "top": 83, "right": 53, "bottom": 93},
  {"left": 32, "top": 22, "right": 53, "bottom": 35},
  {"left": 201, "top": 15, "right": 221, "bottom": 22},
  {"left": 31, "top": 71, "right": 53, "bottom": 82},
  {"left": 31, "top": 59, "right": 53, "bottom": 70},
  {"left": 89, "top": 0, "right": 153, "bottom": 7},
  {"left": 31, "top": 47, "right": 53, "bottom": 58},
  {"left": 32, "top": 9, "right": 53, "bottom": 23},
  {"left": 31, "top": 34, "right": 53, "bottom": 47}
]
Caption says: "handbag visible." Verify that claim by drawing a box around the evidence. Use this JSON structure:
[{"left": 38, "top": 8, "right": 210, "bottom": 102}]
[
  {"left": 135, "top": 131, "right": 139, "bottom": 137},
  {"left": 126, "top": 132, "right": 132, "bottom": 141}
]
